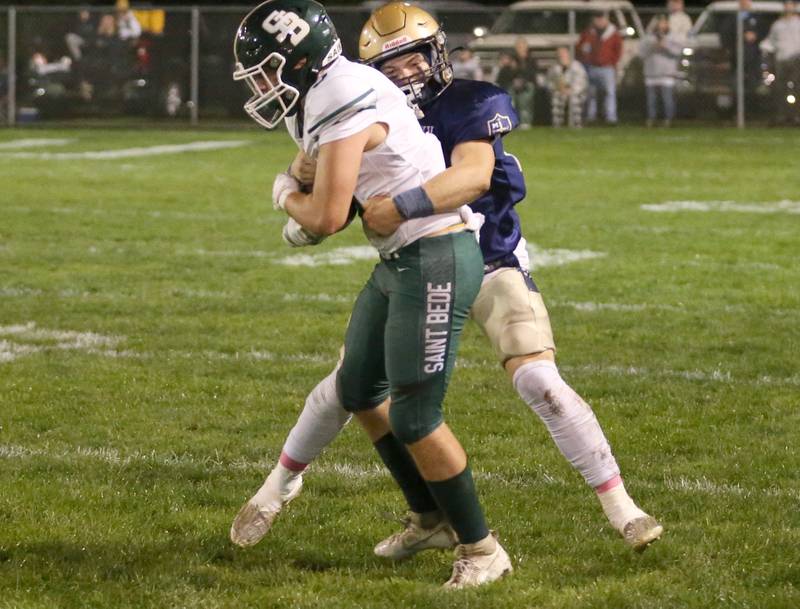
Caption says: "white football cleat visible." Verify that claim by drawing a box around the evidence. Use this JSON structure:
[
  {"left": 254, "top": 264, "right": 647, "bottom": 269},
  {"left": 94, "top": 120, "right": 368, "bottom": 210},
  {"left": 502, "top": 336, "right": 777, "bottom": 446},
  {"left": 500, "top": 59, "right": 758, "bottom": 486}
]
[
  {"left": 373, "top": 512, "right": 458, "bottom": 560},
  {"left": 230, "top": 471, "right": 303, "bottom": 547},
  {"left": 443, "top": 534, "right": 513, "bottom": 589},
  {"left": 622, "top": 514, "right": 663, "bottom": 552}
]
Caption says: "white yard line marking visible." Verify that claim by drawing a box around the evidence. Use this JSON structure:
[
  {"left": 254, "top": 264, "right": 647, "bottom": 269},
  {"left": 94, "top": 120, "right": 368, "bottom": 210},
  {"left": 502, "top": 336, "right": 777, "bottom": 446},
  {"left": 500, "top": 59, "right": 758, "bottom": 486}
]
[
  {"left": 0, "top": 443, "right": 796, "bottom": 501},
  {"left": 4, "top": 329, "right": 798, "bottom": 388},
  {"left": 0, "top": 322, "right": 119, "bottom": 347},
  {"left": 552, "top": 300, "right": 685, "bottom": 313},
  {"left": 562, "top": 363, "right": 800, "bottom": 387},
  {"left": 0, "top": 340, "right": 40, "bottom": 363},
  {"left": 282, "top": 293, "right": 353, "bottom": 304},
  {"left": 190, "top": 248, "right": 273, "bottom": 258},
  {"left": 683, "top": 259, "right": 785, "bottom": 272},
  {"left": 0, "top": 138, "right": 75, "bottom": 149},
  {"left": 0, "top": 322, "right": 123, "bottom": 363},
  {"left": 0, "top": 287, "right": 44, "bottom": 297},
  {"left": 4, "top": 205, "right": 255, "bottom": 223},
  {"left": 170, "top": 288, "right": 239, "bottom": 299},
  {"left": 274, "top": 246, "right": 378, "bottom": 267},
  {"left": 642, "top": 200, "right": 800, "bottom": 215},
  {"left": 6, "top": 287, "right": 798, "bottom": 319},
  {"left": 527, "top": 244, "right": 607, "bottom": 268},
  {"left": 551, "top": 300, "right": 800, "bottom": 317},
  {"left": 0, "top": 140, "right": 249, "bottom": 160},
  {"left": 457, "top": 358, "right": 800, "bottom": 388},
  {"left": 3, "top": 320, "right": 798, "bottom": 387}
]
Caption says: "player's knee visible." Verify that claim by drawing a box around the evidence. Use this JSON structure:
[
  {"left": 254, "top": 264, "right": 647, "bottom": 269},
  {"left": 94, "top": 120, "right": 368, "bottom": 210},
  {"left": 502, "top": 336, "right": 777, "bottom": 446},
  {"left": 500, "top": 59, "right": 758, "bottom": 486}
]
[
  {"left": 387, "top": 381, "right": 444, "bottom": 444},
  {"left": 512, "top": 359, "right": 571, "bottom": 410},
  {"left": 513, "top": 361, "right": 600, "bottom": 436},
  {"left": 306, "top": 369, "right": 344, "bottom": 414},
  {"left": 307, "top": 389, "right": 351, "bottom": 427},
  {"left": 389, "top": 405, "right": 443, "bottom": 444},
  {"left": 336, "top": 368, "right": 388, "bottom": 414}
]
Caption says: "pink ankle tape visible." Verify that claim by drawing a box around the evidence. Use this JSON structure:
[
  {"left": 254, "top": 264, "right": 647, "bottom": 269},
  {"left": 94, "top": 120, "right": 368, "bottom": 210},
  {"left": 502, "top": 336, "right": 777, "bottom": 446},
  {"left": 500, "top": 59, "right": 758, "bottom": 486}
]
[
  {"left": 279, "top": 452, "right": 308, "bottom": 472},
  {"left": 595, "top": 475, "right": 623, "bottom": 494}
]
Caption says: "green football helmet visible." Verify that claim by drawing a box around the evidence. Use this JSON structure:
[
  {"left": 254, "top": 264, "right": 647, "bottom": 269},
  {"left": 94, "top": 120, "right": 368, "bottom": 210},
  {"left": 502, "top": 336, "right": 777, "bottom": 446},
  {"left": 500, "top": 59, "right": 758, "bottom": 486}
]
[{"left": 233, "top": 0, "right": 342, "bottom": 129}]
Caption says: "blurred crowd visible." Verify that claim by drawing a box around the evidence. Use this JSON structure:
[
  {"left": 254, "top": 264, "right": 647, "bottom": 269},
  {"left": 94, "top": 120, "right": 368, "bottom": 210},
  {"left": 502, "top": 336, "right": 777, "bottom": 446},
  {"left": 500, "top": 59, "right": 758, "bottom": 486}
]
[
  {"left": 26, "top": 0, "right": 148, "bottom": 103},
  {"left": 450, "top": 0, "right": 800, "bottom": 127},
  {"left": 4, "top": 0, "right": 800, "bottom": 125}
]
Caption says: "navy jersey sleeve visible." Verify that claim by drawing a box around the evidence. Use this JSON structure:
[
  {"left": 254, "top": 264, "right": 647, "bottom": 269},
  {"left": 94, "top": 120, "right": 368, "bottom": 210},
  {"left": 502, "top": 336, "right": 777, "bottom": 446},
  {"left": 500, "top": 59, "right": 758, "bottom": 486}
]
[{"left": 448, "top": 82, "right": 519, "bottom": 145}]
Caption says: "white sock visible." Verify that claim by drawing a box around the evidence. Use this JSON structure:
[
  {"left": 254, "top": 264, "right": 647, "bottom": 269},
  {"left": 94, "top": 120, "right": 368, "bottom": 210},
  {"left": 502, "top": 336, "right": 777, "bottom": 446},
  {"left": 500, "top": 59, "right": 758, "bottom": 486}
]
[
  {"left": 512, "top": 360, "right": 620, "bottom": 488},
  {"left": 596, "top": 482, "right": 647, "bottom": 532},
  {"left": 281, "top": 365, "right": 351, "bottom": 465}
]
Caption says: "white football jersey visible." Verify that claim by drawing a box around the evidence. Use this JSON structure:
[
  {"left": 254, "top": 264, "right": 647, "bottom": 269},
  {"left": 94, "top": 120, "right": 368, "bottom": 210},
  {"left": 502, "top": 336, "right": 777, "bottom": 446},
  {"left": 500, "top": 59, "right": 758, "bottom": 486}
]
[{"left": 285, "top": 56, "right": 466, "bottom": 256}]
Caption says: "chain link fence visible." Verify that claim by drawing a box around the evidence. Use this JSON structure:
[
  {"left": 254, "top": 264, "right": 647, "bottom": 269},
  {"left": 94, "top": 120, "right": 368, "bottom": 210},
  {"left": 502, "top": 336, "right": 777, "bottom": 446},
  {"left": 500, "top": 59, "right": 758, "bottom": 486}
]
[{"left": 1, "top": 4, "right": 798, "bottom": 128}]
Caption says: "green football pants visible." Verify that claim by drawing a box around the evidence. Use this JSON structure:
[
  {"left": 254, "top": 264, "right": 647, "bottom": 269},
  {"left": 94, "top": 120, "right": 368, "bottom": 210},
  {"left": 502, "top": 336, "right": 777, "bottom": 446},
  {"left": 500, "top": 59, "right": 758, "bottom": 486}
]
[{"left": 337, "top": 230, "right": 483, "bottom": 444}]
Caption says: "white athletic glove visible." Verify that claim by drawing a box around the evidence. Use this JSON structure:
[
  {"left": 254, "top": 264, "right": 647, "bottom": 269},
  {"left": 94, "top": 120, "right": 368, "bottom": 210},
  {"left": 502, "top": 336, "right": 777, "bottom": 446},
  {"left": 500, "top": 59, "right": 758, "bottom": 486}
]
[
  {"left": 459, "top": 206, "right": 485, "bottom": 234},
  {"left": 272, "top": 172, "right": 300, "bottom": 211},
  {"left": 282, "top": 217, "right": 326, "bottom": 248}
]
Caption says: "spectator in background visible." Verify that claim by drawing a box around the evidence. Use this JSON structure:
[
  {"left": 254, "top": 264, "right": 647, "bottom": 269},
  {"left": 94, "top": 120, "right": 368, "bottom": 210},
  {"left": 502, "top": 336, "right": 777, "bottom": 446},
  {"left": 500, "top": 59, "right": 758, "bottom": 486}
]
[
  {"left": 512, "top": 38, "right": 537, "bottom": 127},
  {"left": 494, "top": 39, "right": 537, "bottom": 128},
  {"left": 648, "top": 0, "right": 693, "bottom": 44},
  {"left": 760, "top": 0, "right": 800, "bottom": 124},
  {"left": 93, "top": 14, "right": 127, "bottom": 61},
  {"left": 29, "top": 52, "right": 72, "bottom": 77},
  {"left": 546, "top": 46, "right": 588, "bottom": 128},
  {"left": 720, "top": 0, "right": 764, "bottom": 94},
  {"left": 641, "top": 15, "right": 683, "bottom": 127},
  {"left": 79, "top": 13, "right": 130, "bottom": 100},
  {"left": 578, "top": 11, "right": 623, "bottom": 125},
  {"left": 451, "top": 48, "right": 484, "bottom": 81},
  {"left": 115, "top": 0, "right": 142, "bottom": 43},
  {"left": 494, "top": 51, "right": 517, "bottom": 88},
  {"left": 65, "top": 10, "right": 96, "bottom": 61}
]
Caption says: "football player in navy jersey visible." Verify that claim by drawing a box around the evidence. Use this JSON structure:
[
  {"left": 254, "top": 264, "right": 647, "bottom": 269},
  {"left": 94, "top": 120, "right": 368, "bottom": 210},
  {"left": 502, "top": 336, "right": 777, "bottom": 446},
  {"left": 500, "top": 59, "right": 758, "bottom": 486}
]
[{"left": 231, "top": 2, "right": 662, "bottom": 558}]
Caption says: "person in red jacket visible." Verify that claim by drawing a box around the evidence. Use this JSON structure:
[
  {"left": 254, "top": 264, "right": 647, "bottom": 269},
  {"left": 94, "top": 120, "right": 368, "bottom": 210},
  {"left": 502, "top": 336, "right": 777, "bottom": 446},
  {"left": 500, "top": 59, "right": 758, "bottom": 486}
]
[{"left": 578, "top": 11, "right": 623, "bottom": 124}]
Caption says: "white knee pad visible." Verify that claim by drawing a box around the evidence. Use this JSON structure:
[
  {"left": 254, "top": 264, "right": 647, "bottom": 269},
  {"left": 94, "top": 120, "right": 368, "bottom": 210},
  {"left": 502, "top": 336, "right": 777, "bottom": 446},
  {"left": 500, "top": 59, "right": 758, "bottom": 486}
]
[
  {"left": 282, "top": 366, "right": 352, "bottom": 465},
  {"left": 512, "top": 360, "right": 619, "bottom": 488}
]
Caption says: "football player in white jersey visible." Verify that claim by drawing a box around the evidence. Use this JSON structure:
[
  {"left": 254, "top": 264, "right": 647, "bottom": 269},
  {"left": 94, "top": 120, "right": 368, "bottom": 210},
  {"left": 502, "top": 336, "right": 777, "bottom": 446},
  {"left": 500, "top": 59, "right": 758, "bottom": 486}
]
[
  {"left": 231, "top": 0, "right": 511, "bottom": 588},
  {"left": 231, "top": 1, "right": 663, "bottom": 560}
]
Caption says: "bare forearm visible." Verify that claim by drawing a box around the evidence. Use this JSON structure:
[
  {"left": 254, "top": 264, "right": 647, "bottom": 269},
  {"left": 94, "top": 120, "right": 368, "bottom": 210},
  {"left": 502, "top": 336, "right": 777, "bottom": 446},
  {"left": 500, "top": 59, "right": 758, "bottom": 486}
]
[
  {"left": 363, "top": 140, "right": 494, "bottom": 233},
  {"left": 285, "top": 190, "right": 351, "bottom": 237},
  {"left": 423, "top": 162, "right": 493, "bottom": 213},
  {"left": 284, "top": 192, "right": 324, "bottom": 234}
]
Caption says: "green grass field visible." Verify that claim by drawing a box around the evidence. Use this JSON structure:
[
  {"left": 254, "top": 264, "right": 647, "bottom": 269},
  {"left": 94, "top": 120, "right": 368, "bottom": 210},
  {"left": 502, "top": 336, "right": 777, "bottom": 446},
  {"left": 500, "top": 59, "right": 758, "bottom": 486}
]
[{"left": 1, "top": 127, "right": 798, "bottom": 609}]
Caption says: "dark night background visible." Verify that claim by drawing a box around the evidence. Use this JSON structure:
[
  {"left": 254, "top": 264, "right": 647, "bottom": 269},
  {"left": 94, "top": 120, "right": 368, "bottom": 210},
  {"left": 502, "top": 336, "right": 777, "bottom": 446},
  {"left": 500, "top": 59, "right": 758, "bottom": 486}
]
[{"left": 1, "top": 1, "right": 717, "bottom": 7}]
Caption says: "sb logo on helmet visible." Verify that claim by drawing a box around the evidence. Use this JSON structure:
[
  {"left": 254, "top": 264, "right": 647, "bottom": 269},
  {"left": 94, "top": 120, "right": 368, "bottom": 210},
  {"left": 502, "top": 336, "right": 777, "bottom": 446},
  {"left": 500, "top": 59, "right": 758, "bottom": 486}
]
[{"left": 262, "top": 10, "right": 310, "bottom": 46}]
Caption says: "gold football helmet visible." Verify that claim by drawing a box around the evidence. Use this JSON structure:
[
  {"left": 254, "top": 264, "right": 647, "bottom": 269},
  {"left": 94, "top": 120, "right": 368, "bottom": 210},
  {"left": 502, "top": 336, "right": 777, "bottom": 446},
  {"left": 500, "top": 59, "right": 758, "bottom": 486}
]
[{"left": 359, "top": 2, "right": 453, "bottom": 109}]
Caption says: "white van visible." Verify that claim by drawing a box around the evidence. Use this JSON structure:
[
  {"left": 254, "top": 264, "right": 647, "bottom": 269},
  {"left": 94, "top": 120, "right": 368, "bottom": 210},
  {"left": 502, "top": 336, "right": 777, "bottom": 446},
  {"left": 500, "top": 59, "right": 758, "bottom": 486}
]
[{"left": 469, "top": 0, "right": 645, "bottom": 87}]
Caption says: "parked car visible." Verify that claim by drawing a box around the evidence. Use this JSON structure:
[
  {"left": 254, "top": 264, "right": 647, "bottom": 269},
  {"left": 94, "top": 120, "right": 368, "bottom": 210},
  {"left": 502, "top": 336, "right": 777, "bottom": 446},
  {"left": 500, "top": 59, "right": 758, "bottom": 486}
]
[
  {"left": 680, "top": 1, "right": 797, "bottom": 116},
  {"left": 469, "top": 0, "right": 645, "bottom": 90}
]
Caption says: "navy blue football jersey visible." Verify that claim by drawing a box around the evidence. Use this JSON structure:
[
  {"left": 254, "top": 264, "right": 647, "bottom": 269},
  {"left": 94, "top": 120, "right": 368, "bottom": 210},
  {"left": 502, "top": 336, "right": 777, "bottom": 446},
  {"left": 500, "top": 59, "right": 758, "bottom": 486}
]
[{"left": 419, "top": 79, "right": 527, "bottom": 266}]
